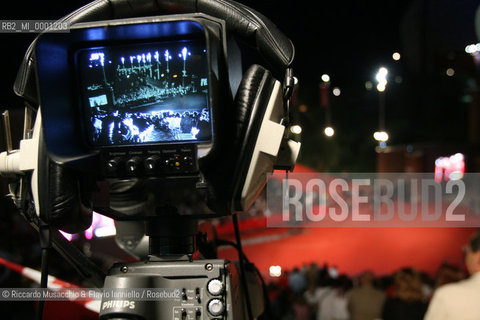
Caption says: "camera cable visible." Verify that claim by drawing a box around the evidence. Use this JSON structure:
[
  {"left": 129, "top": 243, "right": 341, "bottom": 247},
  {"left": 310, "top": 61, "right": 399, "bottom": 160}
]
[
  {"left": 35, "top": 220, "right": 51, "bottom": 320},
  {"left": 232, "top": 213, "right": 254, "bottom": 320}
]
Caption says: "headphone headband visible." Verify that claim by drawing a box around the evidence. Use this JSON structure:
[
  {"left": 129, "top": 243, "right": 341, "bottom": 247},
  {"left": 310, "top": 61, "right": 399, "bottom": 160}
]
[{"left": 14, "top": 0, "right": 294, "bottom": 103}]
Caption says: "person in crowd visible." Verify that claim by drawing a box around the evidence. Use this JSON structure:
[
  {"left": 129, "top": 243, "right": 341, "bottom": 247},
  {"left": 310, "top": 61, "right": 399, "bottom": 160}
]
[
  {"left": 433, "top": 262, "right": 466, "bottom": 290},
  {"left": 348, "top": 270, "right": 386, "bottom": 320},
  {"left": 289, "top": 267, "right": 307, "bottom": 295},
  {"left": 270, "top": 284, "right": 295, "bottom": 320},
  {"left": 292, "top": 295, "right": 311, "bottom": 320},
  {"left": 278, "top": 270, "right": 290, "bottom": 290},
  {"left": 304, "top": 272, "right": 334, "bottom": 320},
  {"left": 317, "top": 275, "right": 352, "bottom": 320},
  {"left": 424, "top": 229, "right": 480, "bottom": 320},
  {"left": 381, "top": 268, "right": 427, "bottom": 320},
  {"left": 305, "top": 263, "right": 319, "bottom": 287},
  {"left": 418, "top": 271, "right": 434, "bottom": 301}
]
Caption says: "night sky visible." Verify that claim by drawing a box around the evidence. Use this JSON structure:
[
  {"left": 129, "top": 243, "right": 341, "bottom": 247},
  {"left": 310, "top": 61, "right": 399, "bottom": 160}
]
[{"left": 1, "top": 0, "right": 479, "bottom": 171}]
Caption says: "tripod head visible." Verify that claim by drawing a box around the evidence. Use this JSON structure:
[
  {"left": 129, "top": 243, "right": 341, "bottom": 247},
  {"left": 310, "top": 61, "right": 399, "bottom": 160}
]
[{"left": 146, "top": 215, "right": 198, "bottom": 258}]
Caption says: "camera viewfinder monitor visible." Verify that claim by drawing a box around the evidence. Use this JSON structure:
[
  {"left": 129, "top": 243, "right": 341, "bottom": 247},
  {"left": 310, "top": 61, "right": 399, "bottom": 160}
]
[{"left": 76, "top": 38, "right": 212, "bottom": 147}]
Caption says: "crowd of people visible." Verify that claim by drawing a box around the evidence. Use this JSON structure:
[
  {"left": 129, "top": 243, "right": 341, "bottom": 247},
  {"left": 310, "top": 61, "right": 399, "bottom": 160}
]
[
  {"left": 113, "top": 81, "right": 197, "bottom": 109},
  {"left": 267, "top": 229, "right": 480, "bottom": 320},
  {"left": 91, "top": 107, "right": 210, "bottom": 144}
]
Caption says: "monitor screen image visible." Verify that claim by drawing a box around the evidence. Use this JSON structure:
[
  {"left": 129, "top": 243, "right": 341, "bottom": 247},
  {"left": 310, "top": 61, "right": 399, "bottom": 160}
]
[{"left": 76, "top": 38, "right": 212, "bottom": 146}]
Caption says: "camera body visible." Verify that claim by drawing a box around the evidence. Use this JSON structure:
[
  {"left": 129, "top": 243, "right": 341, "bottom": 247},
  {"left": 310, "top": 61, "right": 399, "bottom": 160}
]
[
  {"left": 2, "top": 1, "right": 299, "bottom": 319},
  {"left": 33, "top": 12, "right": 295, "bottom": 218},
  {"left": 34, "top": 15, "right": 229, "bottom": 218},
  {"left": 100, "top": 259, "right": 264, "bottom": 320}
]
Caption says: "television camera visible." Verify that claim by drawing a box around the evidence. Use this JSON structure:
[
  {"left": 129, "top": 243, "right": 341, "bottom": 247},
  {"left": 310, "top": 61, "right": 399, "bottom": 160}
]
[{"left": 0, "top": 0, "right": 300, "bottom": 319}]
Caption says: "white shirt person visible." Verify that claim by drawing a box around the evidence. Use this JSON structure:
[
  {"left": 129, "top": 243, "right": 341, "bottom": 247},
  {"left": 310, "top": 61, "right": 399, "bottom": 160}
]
[{"left": 424, "top": 230, "right": 480, "bottom": 320}]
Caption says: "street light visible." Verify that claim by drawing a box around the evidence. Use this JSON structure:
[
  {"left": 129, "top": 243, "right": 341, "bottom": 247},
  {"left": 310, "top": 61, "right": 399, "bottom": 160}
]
[
  {"left": 446, "top": 68, "right": 455, "bottom": 77},
  {"left": 373, "top": 131, "right": 389, "bottom": 142},
  {"left": 375, "top": 67, "right": 388, "bottom": 143},
  {"left": 324, "top": 126, "right": 334, "bottom": 137},
  {"left": 375, "top": 67, "right": 388, "bottom": 92},
  {"left": 290, "top": 125, "right": 302, "bottom": 135},
  {"left": 320, "top": 74, "right": 333, "bottom": 138}
]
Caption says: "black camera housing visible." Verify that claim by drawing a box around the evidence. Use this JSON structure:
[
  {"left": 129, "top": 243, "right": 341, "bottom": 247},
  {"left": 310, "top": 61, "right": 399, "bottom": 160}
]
[
  {"left": 35, "top": 14, "right": 228, "bottom": 181},
  {"left": 26, "top": 0, "right": 296, "bottom": 224}
]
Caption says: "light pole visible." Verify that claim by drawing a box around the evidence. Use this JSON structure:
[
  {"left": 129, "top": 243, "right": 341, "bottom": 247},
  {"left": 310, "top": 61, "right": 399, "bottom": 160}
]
[
  {"left": 374, "top": 67, "right": 389, "bottom": 144},
  {"left": 320, "top": 74, "right": 334, "bottom": 137}
]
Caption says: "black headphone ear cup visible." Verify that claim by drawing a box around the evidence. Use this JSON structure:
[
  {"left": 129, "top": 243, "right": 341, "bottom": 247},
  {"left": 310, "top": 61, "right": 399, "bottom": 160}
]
[
  {"left": 231, "top": 64, "right": 278, "bottom": 210},
  {"left": 233, "top": 64, "right": 273, "bottom": 142},
  {"left": 35, "top": 129, "right": 93, "bottom": 233},
  {"left": 46, "top": 162, "right": 93, "bottom": 233}
]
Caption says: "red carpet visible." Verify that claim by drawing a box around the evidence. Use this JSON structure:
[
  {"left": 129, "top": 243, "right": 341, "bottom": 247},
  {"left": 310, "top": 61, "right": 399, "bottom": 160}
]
[
  {"left": 218, "top": 224, "right": 475, "bottom": 278},
  {"left": 217, "top": 164, "right": 477, "bottom": 278}
]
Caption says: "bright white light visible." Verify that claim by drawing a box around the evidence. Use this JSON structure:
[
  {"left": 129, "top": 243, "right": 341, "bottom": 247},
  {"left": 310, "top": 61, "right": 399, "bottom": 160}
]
[
  {"left": 324, "top": 126, "right": 335, "bottom": 137},
  {"left": 164, "top": 50, "right": 171, "bottom": 61},
  {"left": 94, "top": 226, "right": 117, "bottom": 238},
  {"left": 290, "top": 125, "right": 302, "bottom": 134},
  {"left": 376, "top": 67, "right": 388, "bottom": 82},
  {"left": 392, "top": 52, "right": 401, "bottom": 61},
  {"left": 181, "top": 47, "right": 188, "bottom": 60},
  {"left": 191, "top": 127, "right": 200, "bottom": 139},
  {"left": 375, "top": 67, "right": 388, "bottom": 92},
  {"left": 449, "top": 171, "right": 464, "bottom": 181},
  {"left": 60, "top": 231, "right": 73, "bottom": 241},
  {"left": 332, "top": 87, "right": 341, "bottom": 96},
  {"left": 89, "top": 52, "right": 105, "bottom": 66},
  {"left": 321, "top": 74, "right": 330, "bottom": 82},
  {"left": 373, "top": 131, "right": 389, "bottom": 142},
  {"left": 376, "top": 82, "right": 386, "bottom": 92},
  {"left": 435, "top": 153, "right": 465, "bottom": 182},
  {"left": 269, "top": 265, "right": 282, "bottom": 277},
  {"left": 465, "top": 43, "right": 480, "bottom": 54},
  {"left": 446, "top": 68, "right": 455, "bottom": 76},
  {"left": 451, "top": 153, "right": 464, "bottom": 163},
  {"left": 466, "top": 44, "right": 476, "bottom": 53}
]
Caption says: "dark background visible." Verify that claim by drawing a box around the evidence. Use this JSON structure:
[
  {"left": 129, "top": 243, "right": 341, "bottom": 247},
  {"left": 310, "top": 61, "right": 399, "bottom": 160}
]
[{"left": 2, "top": 0, "right": 480, "bottom": 172}]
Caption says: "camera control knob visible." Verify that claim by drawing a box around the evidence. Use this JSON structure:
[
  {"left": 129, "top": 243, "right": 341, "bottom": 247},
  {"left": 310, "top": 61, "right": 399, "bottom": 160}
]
[
  {"left": 106, "top": 157, "right": 122, "bottom": 174},
  {"left": 207, "top": 299, "right": 225, "bottom": 316},
  {"left": 207, "top": 279, "right": 224, "bottom": 296},
  {"left": 144, "top": 155, "right": 161, "bottom": 173},
  {"left": 126, "top": 157, "right": 142, "bottom": 174}
]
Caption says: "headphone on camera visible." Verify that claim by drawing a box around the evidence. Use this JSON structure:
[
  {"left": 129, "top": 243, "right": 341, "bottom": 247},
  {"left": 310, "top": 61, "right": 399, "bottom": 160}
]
[{"left": 13, "top": 0, "right": 297, "bottom": 233}]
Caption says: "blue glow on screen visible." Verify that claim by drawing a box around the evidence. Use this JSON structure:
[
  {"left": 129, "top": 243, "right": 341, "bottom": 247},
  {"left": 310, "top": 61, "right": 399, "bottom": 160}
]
[{"left": 77, "top": 39, "right": 212, "bottom": 146}]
